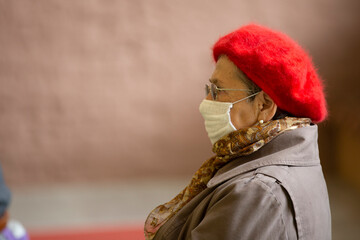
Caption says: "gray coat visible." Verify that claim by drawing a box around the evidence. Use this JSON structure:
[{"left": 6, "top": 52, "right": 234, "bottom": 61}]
[{"left": 154, "top": 125, "right": 331, "bottom": 240}]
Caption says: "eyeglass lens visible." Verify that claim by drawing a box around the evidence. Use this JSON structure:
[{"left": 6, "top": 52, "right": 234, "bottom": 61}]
[
  {"left": 205, "top": 85, "right": 210, "bottom": 97},
  {"left": 205, "top": 84, "right": 217, "bottom": 100}
]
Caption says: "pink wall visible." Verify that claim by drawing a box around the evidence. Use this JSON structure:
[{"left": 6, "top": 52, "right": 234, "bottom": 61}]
[{"left": 0, "top": 0, "right": 359, "bottom": 186}]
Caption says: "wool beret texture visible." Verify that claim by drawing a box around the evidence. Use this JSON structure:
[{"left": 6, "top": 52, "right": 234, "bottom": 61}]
[{"left": 213, "top": 24, "right": 327, "bottom": 123}]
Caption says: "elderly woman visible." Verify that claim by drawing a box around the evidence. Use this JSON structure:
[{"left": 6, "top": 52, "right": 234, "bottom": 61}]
[{"left": 145, "top": 24, "right": 331, "bottom": 240}]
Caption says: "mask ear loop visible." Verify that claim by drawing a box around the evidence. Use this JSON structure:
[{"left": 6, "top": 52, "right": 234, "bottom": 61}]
[
  {"left": 227, "top": 108, "right": 237, "bottom": 131},
  {"left": 232, "top": 92, "right": 261, "bottom": 105}
]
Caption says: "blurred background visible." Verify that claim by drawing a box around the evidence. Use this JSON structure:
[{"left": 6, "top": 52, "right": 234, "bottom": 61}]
[{"left": 0, "top": 0, "right": 359, "bottom": 239}]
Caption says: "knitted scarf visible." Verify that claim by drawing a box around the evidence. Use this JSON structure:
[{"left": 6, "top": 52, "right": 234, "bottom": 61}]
[{"left": 144, "top": 117, "right": 311, "bottom": 239}]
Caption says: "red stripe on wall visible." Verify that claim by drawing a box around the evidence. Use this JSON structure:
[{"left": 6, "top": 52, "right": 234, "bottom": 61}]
[{"left": 30, "top": 225, "right": 144, "bottom": 240}]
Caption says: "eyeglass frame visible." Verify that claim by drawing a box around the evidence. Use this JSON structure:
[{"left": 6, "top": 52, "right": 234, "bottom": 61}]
[{"left": 205, "top": 83, "right": 252, "bottom": 100}]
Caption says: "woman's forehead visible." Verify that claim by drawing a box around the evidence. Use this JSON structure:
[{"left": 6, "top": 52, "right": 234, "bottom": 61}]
[{"left": 212, "top": 56, "right": 247, "bottom": 87}]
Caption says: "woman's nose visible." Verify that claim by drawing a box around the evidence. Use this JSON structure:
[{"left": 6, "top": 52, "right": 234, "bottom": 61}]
[{"left": 205, "top": 93, "right": 212, "bottom": 100}]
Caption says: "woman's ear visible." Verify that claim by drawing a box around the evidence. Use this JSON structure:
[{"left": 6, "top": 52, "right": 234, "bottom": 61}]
[{"left": 256, "top": 92, "right": 277, "bottom": 122}]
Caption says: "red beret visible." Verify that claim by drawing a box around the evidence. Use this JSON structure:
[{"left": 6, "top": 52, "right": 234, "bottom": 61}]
[{"left": 213, "top": 24, "right": 327, "bottom": 123}]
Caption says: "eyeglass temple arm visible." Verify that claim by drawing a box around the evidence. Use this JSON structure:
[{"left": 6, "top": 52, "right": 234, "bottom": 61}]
[{"left": 217, "top": 87, "right": 251, "bottom": 92}]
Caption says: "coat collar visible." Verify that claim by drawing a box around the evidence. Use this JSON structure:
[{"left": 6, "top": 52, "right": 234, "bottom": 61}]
[{"left": 207, "top": 125, "right": 320, "bottom": 188}]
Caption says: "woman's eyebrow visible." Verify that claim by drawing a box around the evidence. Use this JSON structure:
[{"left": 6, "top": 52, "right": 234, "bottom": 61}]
[{"left": 209, "top": 78, "right": 221, "bottom": 85}]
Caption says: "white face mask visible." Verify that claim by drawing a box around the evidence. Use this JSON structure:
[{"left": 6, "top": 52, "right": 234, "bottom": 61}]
[
  {"left": 199, "top": 92, "right": 260, "bottom": 145},
  {"left": 199, "top": 100, "right": 236, "bottom": 145}
]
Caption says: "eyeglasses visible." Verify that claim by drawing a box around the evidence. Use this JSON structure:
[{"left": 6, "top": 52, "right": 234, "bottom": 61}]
[{"left": 205, "top": 83, "right": 251, "bottom": 100}]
